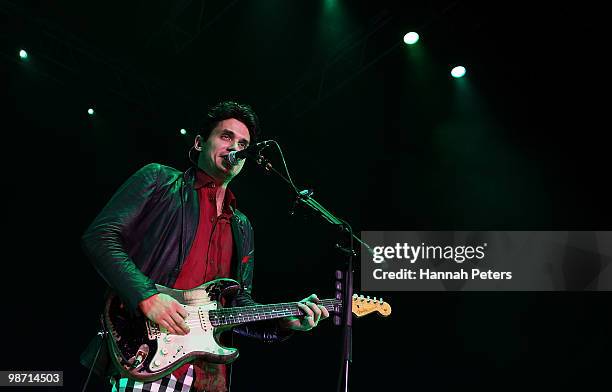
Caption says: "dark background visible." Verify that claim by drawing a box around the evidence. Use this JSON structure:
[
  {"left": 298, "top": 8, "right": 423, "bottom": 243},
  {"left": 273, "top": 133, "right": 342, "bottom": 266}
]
[{"left": 1, "top": 1, "right": 610, "bottom": 391}]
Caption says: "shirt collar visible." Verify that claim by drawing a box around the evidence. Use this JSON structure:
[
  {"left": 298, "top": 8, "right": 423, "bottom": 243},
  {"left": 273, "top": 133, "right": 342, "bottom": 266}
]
[
  {"left": 194, "top": 169, "right": 237, "bottom": 214},
  {"left": 193, "top": 169, "right": 217, "bottom": 189}
]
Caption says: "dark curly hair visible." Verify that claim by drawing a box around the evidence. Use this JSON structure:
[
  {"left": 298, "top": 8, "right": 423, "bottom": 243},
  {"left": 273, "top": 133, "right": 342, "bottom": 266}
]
[{"left": 200, "top": 101, "right": 260, "bottom": 143}]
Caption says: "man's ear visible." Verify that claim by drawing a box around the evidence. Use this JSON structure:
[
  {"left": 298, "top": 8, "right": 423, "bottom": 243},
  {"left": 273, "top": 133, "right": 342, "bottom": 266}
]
[{"left": 194, "top": 135, "right": 203, "bottom": 151}]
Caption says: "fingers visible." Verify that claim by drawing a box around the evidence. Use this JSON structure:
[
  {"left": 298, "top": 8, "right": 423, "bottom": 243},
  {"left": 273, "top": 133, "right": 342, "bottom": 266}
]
[
  {"left": 309, "top": 294, "right": 330, "bottom": 320},
  {"left": 303, "top": 294, "right": 330, "bottom": 322},
  {"left": 309, "top": 302, "right": 322, "bottom": 324},
  {"left": 175, "top": 303, "right": 188, "bottom": 319},
  {"left": 169, "top": 309, "right": 190, "bottom": 335},
  {"left": 170, "top": 302, "right": 190, "bottom": 334},
  {"left": 295, "top": 294, "right": 331, "bottom": 330},
  {"left": 319, "top": 304, "right": 330, "bottom": 319},
  {"left": 155, "top": 298, "right": 189, "bottom": 335},
  {"left": 304, "top": 293, "right": 318, "bottom": 302},
  {"left": 159, "top": 313, "right": 189, "bottom": 335},
  {"left": 158, "top": 319, "right": 179, "bottom": 335},
  {"left": 297, "top": 303, "right": 315, "bottom": 328}
]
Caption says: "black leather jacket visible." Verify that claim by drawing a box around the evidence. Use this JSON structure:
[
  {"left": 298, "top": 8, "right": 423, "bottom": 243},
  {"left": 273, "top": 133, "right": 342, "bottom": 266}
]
[{"left": 80, "top": 163, "right": 290, "bottom": 382}]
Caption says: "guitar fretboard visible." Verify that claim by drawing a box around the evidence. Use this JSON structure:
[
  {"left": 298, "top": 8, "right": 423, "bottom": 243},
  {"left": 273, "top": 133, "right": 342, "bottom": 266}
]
[{"left": 208, "top": 299, "right": 341, "bottom": 326}]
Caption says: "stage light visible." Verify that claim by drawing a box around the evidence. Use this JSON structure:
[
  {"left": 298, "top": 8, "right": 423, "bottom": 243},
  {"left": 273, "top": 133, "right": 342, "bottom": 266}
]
[
  {"left": 324, "top": 0, "right": 337, "bottom": 9},
  {"left": 451, "top": 66, "right": 466, "bottom": 78},
  {"left": 88, "top": 108, "right": 95, "bottom": 115},
  {"left": 403, "top": 32, "right": 419, "bottom": 45},
  {"left": 180, "top": 128, "right": 187, "bottom": 135},
  {"left": 19, "top": 49, "right": 28, "bottom": 59}
]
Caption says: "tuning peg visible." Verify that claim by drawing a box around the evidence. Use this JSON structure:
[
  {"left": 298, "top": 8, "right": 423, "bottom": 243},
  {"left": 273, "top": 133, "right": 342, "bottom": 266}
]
[
  {"left": 352, "top": 294, "right": 358, "bottom": 298},
  {"left": 366, "top": 296, "right": 371, "bottom": 303},
  {"left": 379, "top": 298, "right": 384, "bottom": 304},
  {"left": 373, "top": 296, "right": 377, "bottom": 302}
]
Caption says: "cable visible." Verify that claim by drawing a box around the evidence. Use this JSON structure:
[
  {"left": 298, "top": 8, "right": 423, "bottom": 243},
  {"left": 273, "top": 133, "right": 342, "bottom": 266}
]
[{"left": 270, "top": 140, "right": 300, "bottom": 195}]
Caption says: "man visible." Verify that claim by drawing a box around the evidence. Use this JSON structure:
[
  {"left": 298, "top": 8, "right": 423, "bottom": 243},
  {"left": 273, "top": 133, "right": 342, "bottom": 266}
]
[{"left": 80, "top": 101, "right": 329, "bottom": 392}]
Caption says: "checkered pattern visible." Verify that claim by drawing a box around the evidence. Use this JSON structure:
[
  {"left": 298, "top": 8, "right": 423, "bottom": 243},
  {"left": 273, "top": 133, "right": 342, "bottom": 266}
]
[{"left": 111, "top": 365, "right": 195, "bottom": 392}]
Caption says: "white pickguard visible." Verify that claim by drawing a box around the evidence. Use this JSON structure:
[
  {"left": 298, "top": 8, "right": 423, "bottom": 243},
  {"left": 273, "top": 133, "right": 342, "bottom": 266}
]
[{"left": 147, "top": 297, "right": 237, "bottom": 371}]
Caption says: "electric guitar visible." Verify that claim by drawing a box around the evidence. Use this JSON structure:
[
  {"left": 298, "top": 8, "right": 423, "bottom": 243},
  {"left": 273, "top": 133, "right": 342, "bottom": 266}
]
[{"left": 104, "top": 278, "right": 391, "bottom": 381}]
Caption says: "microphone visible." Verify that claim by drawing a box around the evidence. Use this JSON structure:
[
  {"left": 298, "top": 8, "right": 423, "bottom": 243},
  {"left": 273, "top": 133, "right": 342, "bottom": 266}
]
[{"left": 225, "top": 140, "right": 272, "bottom": 166}]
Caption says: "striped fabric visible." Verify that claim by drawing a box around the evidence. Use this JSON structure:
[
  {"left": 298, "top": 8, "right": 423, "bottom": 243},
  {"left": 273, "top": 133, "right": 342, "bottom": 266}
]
[{"left": 111, "top": 365, "right": 195, "bottom": 392}]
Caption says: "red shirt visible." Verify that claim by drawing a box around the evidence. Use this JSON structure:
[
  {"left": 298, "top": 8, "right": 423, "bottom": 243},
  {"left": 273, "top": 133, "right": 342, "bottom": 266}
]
[{"left": 172, "top": 169, "right": 236, "bottom": 391}]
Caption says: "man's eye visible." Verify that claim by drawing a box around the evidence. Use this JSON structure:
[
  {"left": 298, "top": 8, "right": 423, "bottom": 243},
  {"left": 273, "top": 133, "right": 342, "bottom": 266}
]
[
  {"left": 221, "top": 134, "right": 231, "bottom": 140},
  {"left": 238, "top": 142, "right": 247, "bottom": 148}
]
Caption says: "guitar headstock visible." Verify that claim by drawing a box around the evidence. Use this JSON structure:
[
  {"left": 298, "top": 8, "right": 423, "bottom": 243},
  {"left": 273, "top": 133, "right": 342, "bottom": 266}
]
[{"left": 351, "top": 294, "right": 391, "bottom": 317}]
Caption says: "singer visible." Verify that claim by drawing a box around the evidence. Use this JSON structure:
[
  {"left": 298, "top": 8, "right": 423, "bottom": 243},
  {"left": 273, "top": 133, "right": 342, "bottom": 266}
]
[{"left": 80, "top": 101, "right": 329, "bottom": 392}]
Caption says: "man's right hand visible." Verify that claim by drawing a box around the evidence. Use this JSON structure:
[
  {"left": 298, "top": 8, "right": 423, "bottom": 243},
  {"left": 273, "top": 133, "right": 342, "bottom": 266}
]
[{"left": 138, "top": 293, "right": 190, "bottom": 335}]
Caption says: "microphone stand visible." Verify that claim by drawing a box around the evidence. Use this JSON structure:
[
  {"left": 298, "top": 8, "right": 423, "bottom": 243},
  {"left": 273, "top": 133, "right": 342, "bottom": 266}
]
[{"left": 253, "top": 152, "right": 370, "bottom": 392}]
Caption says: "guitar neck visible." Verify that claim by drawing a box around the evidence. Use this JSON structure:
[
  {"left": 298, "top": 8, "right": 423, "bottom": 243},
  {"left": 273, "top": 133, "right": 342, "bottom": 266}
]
[{"left": 209, "top": 299, "right": 341, "bottom": 326}]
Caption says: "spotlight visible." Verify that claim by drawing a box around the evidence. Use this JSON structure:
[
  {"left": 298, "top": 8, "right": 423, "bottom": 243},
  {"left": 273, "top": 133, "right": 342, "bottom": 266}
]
[
  {"left": 88, "top": 108, "right": 95, "bottom": 115},
  {"left": 403, "top": 32, "right": 419, "bottom": 45},
  {"left": 180, "top": 128, "right": 187, "bottom": 135},
  {"left": 451, "top": 66, "right": 466, "bottom": 78},
  {"left": 19, "top": 49, "right": 28, "bottom": 59}
]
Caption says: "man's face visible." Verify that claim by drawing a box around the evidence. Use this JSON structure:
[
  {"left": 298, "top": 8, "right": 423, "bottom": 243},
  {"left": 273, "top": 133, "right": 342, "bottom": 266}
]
[{"left": 197, "top": 118, "right": 251, "bottom": 183}]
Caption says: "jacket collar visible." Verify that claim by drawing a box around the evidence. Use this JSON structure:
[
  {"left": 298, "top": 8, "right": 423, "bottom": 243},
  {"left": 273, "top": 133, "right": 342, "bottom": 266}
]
[{"left": 183, "top": 166, "right": 197, "bottom": 189}]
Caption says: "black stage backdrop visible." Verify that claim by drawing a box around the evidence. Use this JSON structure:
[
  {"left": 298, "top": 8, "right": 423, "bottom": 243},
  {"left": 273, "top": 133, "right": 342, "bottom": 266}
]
[{"left": 1, "top": 1, "right": 610, "bottom": 391}]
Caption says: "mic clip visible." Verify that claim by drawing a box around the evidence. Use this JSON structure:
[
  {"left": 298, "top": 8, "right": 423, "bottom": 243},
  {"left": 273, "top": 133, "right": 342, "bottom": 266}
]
[
  {"left": 254, "top": 153, "right": 273, "bottom": 172},
  {"left": 289, "top": 188, "right": 314, "bottom": 217},
  {"left": 298, "top": 189, "right": 314, "bottom": 199}
]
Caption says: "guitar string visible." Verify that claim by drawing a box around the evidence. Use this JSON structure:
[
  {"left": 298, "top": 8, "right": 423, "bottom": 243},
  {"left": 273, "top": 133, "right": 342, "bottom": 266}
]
[
  {"left": 152, "top": 299, "right": 381, "bottom": 327},
  {"left": 185, "top": 303, "right": 340, "bottom": 321},
  {"left": 209, "top": 301, "right": 341, "bottom": 316},
  {"left": 177, "top": 299, "right": 341, "bottom": 313},
  {"left": 152, "top": 299, "right": 386, "bottom": 328},
  {"left": 159, "top": 300, "right": 344, "bottom": 327}
]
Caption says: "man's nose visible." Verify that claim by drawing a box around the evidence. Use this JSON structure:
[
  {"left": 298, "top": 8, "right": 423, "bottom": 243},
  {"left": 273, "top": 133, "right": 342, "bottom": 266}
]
[{"left": 227, "top": 141, "right": 239, "bottom": 151}]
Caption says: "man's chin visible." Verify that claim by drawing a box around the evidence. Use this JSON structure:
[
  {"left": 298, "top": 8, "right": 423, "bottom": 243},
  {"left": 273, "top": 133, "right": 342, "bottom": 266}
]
[
  {"left": 217, "top": 163, "right": 240, "bottom": 180},
  {"left": 218, "top": 161, "right": 232, "bottom": 173}
]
